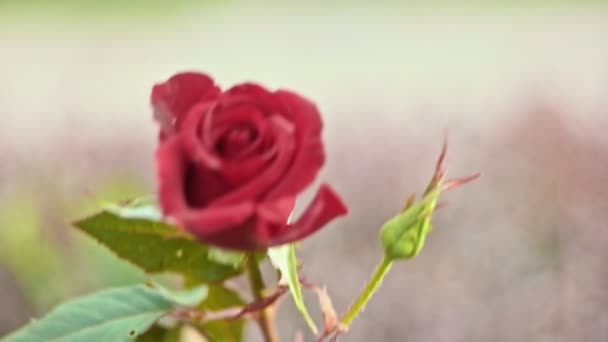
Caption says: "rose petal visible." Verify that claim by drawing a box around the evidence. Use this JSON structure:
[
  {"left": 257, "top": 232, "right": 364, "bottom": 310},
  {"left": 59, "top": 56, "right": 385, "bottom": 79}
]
[
  {"left": 265, "top": 90, "right": 325, "bottom": 200},
  {"left": 211, "top": 104, "right": 269, "bottom": 159},
  {"left": 212, "top": 106, "right": 277, "bottom": 186},
  {"left": 256, "top": 196, "right": 296, "bottom": 225},
  {"left": 151, "top": 72, "right": 220, "bottom": 136},
  {"left": 156, "top": 136, "right": 189, "bottom": 216},
  {"left": 184, "top": 163, "right": 233, "bottom": 207},
  {"left": 220, "top": 149, "right": 275, "bottom": 186},
  {"left": 253, "top": 220, "right": 273, "bottom": 248},
  {"left": 209, "top": 116, "right": 296, "bottom": 206},
  {"left": 181, "top": 101, "right": 222, "bottom": 169},
  {"left": 274, "top": 89, "right": 322, "bottom": 138},
  {"left": 220, "top": 83, "right": 279, "bottom": 114},
  {"left": 179, "top": 201, "right": 256, "bottom": 239},
  {"left": 264, "top": 184, "right": 348, "bottom": 247},
  {"left": 157, "top": 131, "right": 258, "bottom": 249}
]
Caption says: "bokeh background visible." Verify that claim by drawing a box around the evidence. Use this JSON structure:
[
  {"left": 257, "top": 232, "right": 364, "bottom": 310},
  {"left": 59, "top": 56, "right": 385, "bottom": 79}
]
[{"left": 1, "top": 1, "right": 608, "bottom": 341}]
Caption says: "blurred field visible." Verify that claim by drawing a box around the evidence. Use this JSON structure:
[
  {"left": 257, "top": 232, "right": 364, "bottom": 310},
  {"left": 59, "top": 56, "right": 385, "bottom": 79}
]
[{"left": 1, "top": 1, "right": 608, "bottom": 341}]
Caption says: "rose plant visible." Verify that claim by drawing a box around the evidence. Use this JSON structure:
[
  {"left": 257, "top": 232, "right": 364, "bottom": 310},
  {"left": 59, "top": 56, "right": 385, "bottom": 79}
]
[{"left": 2, "top": 71, "right": 478, "bottom": 342}]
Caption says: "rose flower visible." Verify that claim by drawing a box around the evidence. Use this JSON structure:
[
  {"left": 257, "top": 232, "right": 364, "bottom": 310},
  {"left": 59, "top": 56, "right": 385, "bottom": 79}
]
[{"left": 152, "top": 72, "right": 347, "bottom": 250}]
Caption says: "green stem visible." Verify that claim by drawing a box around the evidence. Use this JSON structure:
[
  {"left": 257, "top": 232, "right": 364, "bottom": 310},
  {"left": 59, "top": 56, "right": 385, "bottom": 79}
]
[
  {"left": 340, "top": 256, "right": 393, "bottom": 328},
  {"left": 246, "top": 254, "right": 280, "bottom": 342}
]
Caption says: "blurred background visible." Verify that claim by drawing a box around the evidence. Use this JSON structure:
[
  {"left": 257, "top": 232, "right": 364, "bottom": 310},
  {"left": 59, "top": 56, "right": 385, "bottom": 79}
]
[{"left": 1, "top": 1, "right": 608, "bottom": 341}]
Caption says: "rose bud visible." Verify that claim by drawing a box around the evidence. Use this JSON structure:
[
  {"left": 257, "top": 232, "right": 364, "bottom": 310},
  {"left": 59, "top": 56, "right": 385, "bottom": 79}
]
[{"left": 380, "top": 142, "right": 479, "bottom": 260}]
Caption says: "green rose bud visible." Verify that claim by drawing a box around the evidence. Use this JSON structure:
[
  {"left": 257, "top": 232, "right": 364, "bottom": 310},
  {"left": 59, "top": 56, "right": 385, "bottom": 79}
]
[
  {"left": 380, "top": 142, "right": 479, "bottom": 262},
  {"left": 380, "top": 189, "right": 440, "bottom": 260}
]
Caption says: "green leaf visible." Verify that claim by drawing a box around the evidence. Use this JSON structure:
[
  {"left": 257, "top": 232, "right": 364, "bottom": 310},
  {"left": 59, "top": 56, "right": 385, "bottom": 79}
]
[
  {"left": 73, "top": 210, "right": 244, "bottom": 283},
  {"left": 268, "top": 245, "right": 318, "bottom": 334},
  {"left": 104, "top": 202, "right": 162, "bottom": 221},
  {"left": 197, "top": 285, "right": 246, "bottom": 342},
  {"left": 1, "top": 284, "right": 206, "bottom": 342},
  {"left": 135, "top": 325, "right": 180, "bottom": 342},
  {"left": 153, "top": 283, "right": 208, "bottom": 307},
  {"left": 207, "top": 247, "right": 246, "bottom": 268}
]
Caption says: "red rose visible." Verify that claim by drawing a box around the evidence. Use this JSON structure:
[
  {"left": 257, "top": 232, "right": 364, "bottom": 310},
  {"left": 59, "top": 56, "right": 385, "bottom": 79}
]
[{"left": 152, "top": 72, "right": 348, "bottom": 250}]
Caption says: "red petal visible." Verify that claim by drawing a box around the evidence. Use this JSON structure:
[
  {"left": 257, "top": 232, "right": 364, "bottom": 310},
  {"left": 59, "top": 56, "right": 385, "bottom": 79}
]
[
  {"left": 156, "top": 135, "right": 258, "bottom": 249},
  {"left": 179, "top": 201, "right": 256, "bottom": 239},
  {"left": 209, "top": 116, "right": 296, "bottom": 206},
  {"left": 256, "top": 196, "right": 296, "bottom": 225},
  {"left": 151, "top": 72, "right": 220, "bottom": 137},
  {"left": 156, "top": 137, "right": 189, "bottom": 216},
  {"left": 265, "top": 184, "right": 348, "bottom": 246},
  {"left": 212, "top": 105, "right": 276, "bottom": 186},
  {"left": 184, "top": 163, "right": 233, "bottom": 208},
  {"left": 220, "top": 149, "right": 275, "bottom": 187},
  {"left": 274, "top": 89, "right": 322, "bottom": 138},
  {"left": 265, "top": 90, "right": 325, "bottom": 200},
  {"left": 181, "top": 102, "right": 222, "bottom": 169},
  {"left": 220, "top": 83, "right": 279, "bottom": 114},
  {"left": 210, "top": 104, "right": 269, "bottom": 160}
]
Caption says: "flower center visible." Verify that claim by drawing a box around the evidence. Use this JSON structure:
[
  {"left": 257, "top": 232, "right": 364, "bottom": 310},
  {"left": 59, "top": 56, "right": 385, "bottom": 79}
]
[{"left": 218, "top": 125, "right": 257, "bottom": 158}]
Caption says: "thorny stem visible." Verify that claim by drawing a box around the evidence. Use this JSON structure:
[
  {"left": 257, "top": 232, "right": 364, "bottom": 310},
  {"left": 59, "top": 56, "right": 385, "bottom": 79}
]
[
  {"left": 339, "top": 256, "right": 393, "bottom": 329},
  {"left": 246, "top": 254, "right": 280, "bottom": 342}
]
